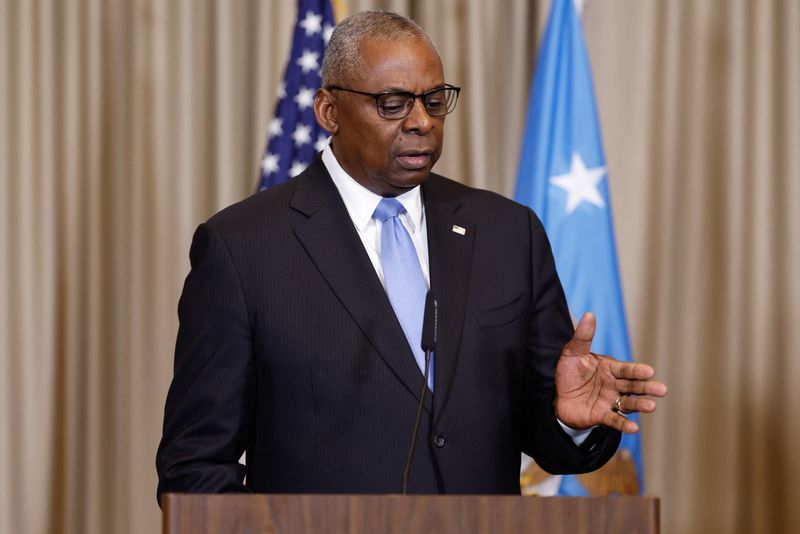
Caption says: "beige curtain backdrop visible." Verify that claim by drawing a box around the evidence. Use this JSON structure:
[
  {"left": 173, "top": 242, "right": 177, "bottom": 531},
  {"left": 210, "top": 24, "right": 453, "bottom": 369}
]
[{"left": 1, "top": 0, "right": 798, "bottom": 533}]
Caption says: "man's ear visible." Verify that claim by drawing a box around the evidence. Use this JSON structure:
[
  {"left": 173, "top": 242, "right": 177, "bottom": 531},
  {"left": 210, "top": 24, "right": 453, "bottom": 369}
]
[{"left": 314, "top": 88, "right": 338, "bottom": 135}]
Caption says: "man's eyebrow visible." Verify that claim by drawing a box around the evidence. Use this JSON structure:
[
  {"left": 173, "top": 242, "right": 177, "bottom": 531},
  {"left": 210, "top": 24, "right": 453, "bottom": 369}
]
[
  {"left": 379, "top": 86, "right": 414, "bottom": 93},
  {"left": 425, "top": 83, "right": 448, "bottom": 91},
  {"left": 379, "top": 83, "right": 447, "bottom": 94}
]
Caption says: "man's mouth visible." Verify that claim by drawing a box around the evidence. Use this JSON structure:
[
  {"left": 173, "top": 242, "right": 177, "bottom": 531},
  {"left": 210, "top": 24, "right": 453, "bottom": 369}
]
[{"left": 396, "top": 151, "right": 432, "bottom": 170}]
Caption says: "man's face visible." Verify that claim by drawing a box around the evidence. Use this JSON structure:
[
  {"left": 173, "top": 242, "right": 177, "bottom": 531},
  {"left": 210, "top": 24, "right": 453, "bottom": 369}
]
[{"left": 324, "top": 36, "right": 446, "bottom": 197}]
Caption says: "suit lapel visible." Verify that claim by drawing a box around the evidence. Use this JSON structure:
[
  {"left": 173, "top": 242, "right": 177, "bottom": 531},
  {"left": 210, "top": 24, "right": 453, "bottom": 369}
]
[
  {"left": 291, "top": 159, "right": 433, "bottom": 411},
  {"left": 422, "top": 177, "right": 475, "bottom": 423}
]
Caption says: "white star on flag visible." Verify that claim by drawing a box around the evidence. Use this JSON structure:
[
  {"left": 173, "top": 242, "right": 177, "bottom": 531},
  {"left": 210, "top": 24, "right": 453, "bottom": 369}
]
[
  {"left": 261, "top": 153, "right": 279, "bottom": 175},
  {"left": 289, "top": 160, "right": 307, "bottom": 177},
  {"left": 299, "top": 11, "right": 323, "bottom": 36},
  {"left": 549, "top": 152, "right": 606, "bottom": 214},
  {"left": 268, "top": 118, "right": 283, "bottom": 138},
  {"left": 323, "top": 24, "right": 334, "bottom": 44},
  {"left": 294, "top": 87, "right": 315, "bottom": 110},
  {"left": 314, "top": 133, "right": 330, "bottom": 152},
  {"left": 296, "top": 49, "right": 320, "bottom": 74},
  {"left": 276, "top": 81, "right": 286, "bottom": 99},
  {"left": 292, "top": 124, "right": 312, "bottom": 147}
]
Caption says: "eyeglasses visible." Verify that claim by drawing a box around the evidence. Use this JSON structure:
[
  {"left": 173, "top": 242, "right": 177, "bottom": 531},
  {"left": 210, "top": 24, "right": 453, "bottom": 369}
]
[{"left": 326, "top": 84, "right": 461, "bottom": 120}]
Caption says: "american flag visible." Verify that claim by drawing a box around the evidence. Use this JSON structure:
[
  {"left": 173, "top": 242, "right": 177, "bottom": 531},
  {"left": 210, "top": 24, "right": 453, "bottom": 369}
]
[{"left": 258, "top": 0, "right": 336, "bottom": 191}]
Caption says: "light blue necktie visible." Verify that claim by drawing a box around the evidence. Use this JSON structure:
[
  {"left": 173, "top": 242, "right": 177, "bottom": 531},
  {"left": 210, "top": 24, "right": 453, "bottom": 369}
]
[{"left": 373, "top": 198, "right": 433, "bottom": 391}]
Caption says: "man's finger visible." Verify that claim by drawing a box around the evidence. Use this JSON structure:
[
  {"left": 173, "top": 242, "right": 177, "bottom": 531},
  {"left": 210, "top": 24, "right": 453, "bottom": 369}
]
[
  {"left": 609, "top": 360, "right": 655, "bottom": 380},
  {"left": 615, "top": 379, "right": 669, "bottom": 397},
  {"left": 615, "top": 395, "right": 658, "bottom": 414},
  {"left": 602, "top": 411, "right": 640, "bottom": 434},
  {"left": 563, "top": 312, "right": 596, "bottom": 356}
]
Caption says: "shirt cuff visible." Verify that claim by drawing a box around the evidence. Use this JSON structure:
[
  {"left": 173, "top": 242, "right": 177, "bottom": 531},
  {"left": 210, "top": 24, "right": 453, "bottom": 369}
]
[{"left": 556, "top": 418, "right": 596, "bottom": 446}]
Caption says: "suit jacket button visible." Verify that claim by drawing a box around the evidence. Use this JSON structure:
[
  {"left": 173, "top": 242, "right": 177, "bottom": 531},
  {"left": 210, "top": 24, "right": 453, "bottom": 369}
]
[{"left": 433, "top": 434, "right": 446, "bottom": 448}]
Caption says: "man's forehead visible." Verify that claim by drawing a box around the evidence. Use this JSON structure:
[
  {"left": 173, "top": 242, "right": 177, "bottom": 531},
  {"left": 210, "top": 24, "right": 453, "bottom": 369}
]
[
  {"left": 351, "top": 36, "right": 443, "bottom": 83},
  {"left": 357, "top": 35, "right": 439, "bottom": 63}
]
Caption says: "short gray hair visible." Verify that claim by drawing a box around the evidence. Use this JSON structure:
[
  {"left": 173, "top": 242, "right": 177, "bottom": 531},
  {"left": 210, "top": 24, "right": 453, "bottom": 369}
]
[{"left": 321, "top": 10, "right": 435, "bottom": 87}]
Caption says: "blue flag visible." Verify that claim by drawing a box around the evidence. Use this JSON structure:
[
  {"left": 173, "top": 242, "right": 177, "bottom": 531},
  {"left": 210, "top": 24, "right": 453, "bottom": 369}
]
[
  {"left": 514, "top": 0, "right": 643, "bottom": 494},
  {"left": 258, "top": 0, "right": 336, "bottom": 190}
]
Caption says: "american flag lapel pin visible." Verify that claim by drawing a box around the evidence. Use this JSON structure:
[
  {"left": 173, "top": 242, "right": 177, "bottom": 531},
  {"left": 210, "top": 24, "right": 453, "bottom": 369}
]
[{"left": 451, "top": 225, "right": 466, "bottom": 236}]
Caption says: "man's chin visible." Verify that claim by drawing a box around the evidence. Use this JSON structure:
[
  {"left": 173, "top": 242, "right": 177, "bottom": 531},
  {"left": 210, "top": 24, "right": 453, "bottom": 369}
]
[
  {"left": 363, "top": 167, "right": 433, "bottom": 196},
  {"left": 387, "top": 172, "right": 430, "bottom": 193}
]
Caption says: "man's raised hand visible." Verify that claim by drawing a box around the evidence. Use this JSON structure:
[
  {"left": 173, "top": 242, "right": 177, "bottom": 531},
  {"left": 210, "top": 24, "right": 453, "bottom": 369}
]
[{"left": 553, "top": 312, "right": 668, "bottom": 434}]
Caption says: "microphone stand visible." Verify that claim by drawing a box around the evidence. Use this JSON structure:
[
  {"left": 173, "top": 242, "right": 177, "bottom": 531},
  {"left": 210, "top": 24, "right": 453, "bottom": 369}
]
[
  {"left": 402, "top": 350, "right": 431, "bottom": 495},
  {"left": 402, "top": 291, "right": 437, "bottom": 495}
]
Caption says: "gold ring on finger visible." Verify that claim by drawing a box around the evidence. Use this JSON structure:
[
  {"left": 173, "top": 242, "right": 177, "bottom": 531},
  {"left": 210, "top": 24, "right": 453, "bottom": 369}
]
[{"left": 613, "top": 395, "right": 631, "bottom": 415}]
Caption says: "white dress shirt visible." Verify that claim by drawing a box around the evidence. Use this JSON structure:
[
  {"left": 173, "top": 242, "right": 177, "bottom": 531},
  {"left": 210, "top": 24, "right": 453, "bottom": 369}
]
[{"left": 322, "top": 144, "right": 429, "bottom": 289}]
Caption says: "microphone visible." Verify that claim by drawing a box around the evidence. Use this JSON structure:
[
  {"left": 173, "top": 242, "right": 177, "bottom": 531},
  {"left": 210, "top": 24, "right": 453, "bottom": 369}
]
[
  {"left": 421, "top": 291, "right": 438, "bottom": 353},
  {"left": 402, "top": 290, "right": 438, "bottom": 495}
]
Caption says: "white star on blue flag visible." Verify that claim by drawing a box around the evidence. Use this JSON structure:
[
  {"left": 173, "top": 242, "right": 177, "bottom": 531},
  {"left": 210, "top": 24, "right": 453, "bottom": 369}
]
[{"left": 258, "top": 0, "right": 335, "bottom": 190}]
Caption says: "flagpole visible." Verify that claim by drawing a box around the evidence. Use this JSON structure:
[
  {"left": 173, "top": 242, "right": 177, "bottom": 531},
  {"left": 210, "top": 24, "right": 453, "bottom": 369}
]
[{"left": 331, "top": 0, "right": 346, "bottom": 22}]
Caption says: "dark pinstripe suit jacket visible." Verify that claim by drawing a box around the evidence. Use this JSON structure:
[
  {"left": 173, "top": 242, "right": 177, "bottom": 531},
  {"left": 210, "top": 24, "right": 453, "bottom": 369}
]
[{"left": 156, "top": 156, "right": 620, "bottom": 502}]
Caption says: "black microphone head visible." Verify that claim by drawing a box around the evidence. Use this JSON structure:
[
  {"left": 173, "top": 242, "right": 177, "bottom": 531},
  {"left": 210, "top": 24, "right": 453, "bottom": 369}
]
[{"left": 421, "top": 290, "right": 438, "bottom": 352}]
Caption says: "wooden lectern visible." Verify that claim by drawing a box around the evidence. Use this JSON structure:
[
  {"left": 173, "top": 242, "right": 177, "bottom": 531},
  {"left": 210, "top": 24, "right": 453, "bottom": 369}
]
[{"left": 162, "top": 493, "right": 659, "bottom": 534}]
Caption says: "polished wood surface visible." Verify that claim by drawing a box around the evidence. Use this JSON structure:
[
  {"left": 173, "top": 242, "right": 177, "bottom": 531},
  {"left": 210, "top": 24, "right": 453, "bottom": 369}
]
[{"left": 162, "top": 493, "right": 659, "bottom": 534}]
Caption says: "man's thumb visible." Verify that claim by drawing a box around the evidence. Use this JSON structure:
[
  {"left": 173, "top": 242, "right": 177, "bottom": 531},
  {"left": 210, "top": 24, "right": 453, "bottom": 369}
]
[{"left": 566, "top": 312, "right": 596, "bottom": 356}]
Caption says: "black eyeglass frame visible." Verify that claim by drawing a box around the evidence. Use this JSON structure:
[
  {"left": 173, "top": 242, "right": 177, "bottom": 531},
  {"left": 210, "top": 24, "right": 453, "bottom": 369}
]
[{"left": 326, "top": 83, "right": 462, "bottom": 120}]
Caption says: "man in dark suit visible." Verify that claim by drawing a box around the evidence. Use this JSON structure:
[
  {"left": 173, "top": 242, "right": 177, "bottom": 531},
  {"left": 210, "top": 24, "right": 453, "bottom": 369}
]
[{"left": 156, "top": 10, "right": 667, "bottom": 503}]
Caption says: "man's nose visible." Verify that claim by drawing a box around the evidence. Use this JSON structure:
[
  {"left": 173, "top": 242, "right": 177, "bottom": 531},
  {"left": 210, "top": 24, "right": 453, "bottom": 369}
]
[{"left": 402, "top": 97, "right": 434, "bottom": 134}]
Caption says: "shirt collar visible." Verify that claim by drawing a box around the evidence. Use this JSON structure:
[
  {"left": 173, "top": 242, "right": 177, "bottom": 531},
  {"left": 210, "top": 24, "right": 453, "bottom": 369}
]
[{"left": 322, "top": 144, "right": 424, "bottom": 232}]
